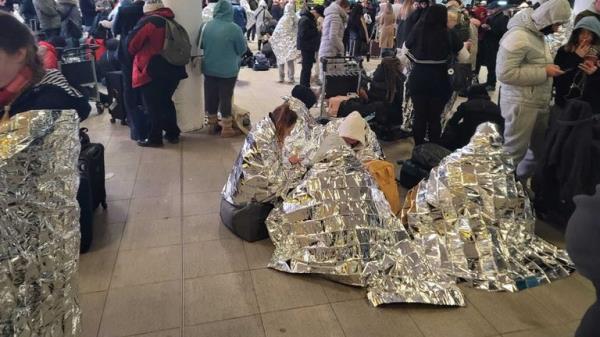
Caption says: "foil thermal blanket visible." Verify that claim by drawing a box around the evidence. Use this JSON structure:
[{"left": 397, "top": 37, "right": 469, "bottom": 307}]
[
  {"left": 401, "top": 123, "right": 574, "bottom": 291},
  {"left": 0, "top": 110, "right": 81, "bottom": 337}
]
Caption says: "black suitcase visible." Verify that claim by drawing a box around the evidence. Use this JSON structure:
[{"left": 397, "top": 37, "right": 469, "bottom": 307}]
[
  {"left": 220, "top": 198, "right": 273, "bottom": 242},
  {"left": 105, "top": 71, "right": 127, "bottom": 124},
  {"left": 77, "top": 171, "right": 94, "bottom": 253},
  {"left": 79, "top": 142, "right": 107, "bottom": 211},
  {"left": 399, "top": 159, "right": 430, "bottom": 189}
]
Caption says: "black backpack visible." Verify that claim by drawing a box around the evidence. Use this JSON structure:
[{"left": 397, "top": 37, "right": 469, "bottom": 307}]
[{"left": 253, "top": 52, "right": 270, "bottom": 71}]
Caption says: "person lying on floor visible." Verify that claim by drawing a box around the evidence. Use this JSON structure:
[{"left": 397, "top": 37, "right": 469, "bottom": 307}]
[{"left": 440, "top": 84, "right": 504, "bottom": 151}]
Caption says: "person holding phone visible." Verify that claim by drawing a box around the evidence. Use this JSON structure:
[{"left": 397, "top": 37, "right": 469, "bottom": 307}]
[{"left": 554, "top": 16, "right": 600, "bottom": 112}]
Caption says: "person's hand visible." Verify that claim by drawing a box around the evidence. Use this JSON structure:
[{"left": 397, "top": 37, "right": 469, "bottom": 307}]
[
  {"left": 464, "top": 41, "right": 473, "bottom": 51},
  {"left": 100, "top": 20, "right": 112, "bottom": 28},
  {"left": 481, "top": 23, "right": 490, "bottom": 30},
  {"left": 575, "top": 42, "right": 591, "bottom": 58},
  {"left": 545, "top": 64, "right": 565, "bottom": 77},
  {"left": 579, "top": 62, "right": 598, "bottom": 76},
  {"left": 288, "top": 155, "right": 301, "bottom": 165}
]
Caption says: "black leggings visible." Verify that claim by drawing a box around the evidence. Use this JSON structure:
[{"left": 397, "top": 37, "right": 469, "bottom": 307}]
[
  {"left": 204, "top": 75, "right": 237, "bottom": 118},
  {"left": 141, "top": 79, "right": 181, "bottom": 143},
  {"left": 246, "top": 24, "right": 256, "bottom": 41},
  {"left": 411, "top": 95, "right": 447, "bottom": 145}
]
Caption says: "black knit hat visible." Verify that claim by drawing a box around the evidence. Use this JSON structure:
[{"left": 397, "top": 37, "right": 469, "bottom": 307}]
[
  {"left": 291, "top": 85, "right": 317, "bottom": 109},
  {"left": 313, "top": 5, "right": 325, "bottom": 17}
]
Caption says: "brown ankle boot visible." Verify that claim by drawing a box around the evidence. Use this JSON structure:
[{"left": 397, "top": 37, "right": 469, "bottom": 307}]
[
  {"left": 220, "top": 117, "right": 240, "bottom": 138},
  {"left": 207, "top": 115, "right": 220, "bottom": 135}
]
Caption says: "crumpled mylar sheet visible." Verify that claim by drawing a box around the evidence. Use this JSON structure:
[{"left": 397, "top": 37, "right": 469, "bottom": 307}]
[
  {"left": 401, "top": 123, "right": 574, "bottom": 292},
  {"left": 270, "top": 3, "right": 300, "bottom": 64},
  {"left": 0, "top": 110, "right": 81, "bottom": 336},
  {"left": 266, "top": 122, "right": 465, "bottom": 307}
]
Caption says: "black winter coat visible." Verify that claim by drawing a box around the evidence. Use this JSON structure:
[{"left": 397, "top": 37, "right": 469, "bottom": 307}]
[
  {"left": 9, "top": 69, "right": 91, "bottom": 120},
  {"left": 554, "top": 47, "right": 600, "bottom": 113},
  {"left": 297, "top": 10, "right": 320, "bottom": 52},
  {"left": 481, "top": 12, "right": 508, "bottom": 65},
  {"left": 441, "top": 96, "right": 503, "bottom": 150}
]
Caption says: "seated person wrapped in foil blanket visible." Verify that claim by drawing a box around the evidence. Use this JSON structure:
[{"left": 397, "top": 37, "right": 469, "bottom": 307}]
[{"left": 402, "top": 123, "right": 575, "bottom": 291}]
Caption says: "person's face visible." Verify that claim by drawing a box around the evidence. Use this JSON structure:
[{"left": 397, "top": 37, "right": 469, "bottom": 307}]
[
  {"left": 579, "top": 28, "right": 594, "bottom": 45},
  {"left": 595, "top": 0, "right": 600, "bottom": 12},
  {"left": 448, "top": 16, "right": 458, "bottom": 29},
  {"left": 342, "top": 137, "right": 360, "bottom": 148},
  {"left": 552, "top": 22, "right": 562, "bottom": 33},
  {"left": 310, "top": 9, "right": 318, "bottom": 17},
  {"left": 0, "top": 48, "right": 27, "bottom": 88}
]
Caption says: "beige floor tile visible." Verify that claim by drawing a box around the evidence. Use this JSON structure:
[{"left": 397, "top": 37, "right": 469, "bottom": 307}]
[
  {"left": 105, "top": 150, "right": 142, "bottom": 170},
  {"left": 407, "top": 301, "right": 499, "bottom": 337},
  {"left": 182, "top": 192, "right": 221, "bottom": 217},
  {"left": 79, "top": 251, "right": 117, "bottom": 293},
  {"left": 128, "top": 195, "right": 181, "bottom": 221},
  {"left": 105, "top": 163, "right": 139, "bottom": 182},
  {"left": 182, "top": 213, "right": 237, "bottom": 243},
  {"left": 464, "top": 287, "right": 565, "bottom": 334},
  {"left": 500, "top": 321, "right": 580, "bottom": 337},
  {"left": 184, "top": 239, "right": 248, "bottom": 278},
  {"left": 332, "top": 299, "right": 423, "bottom": 337},
  {"left": 527, "top": 277, "right": 595, "bottom": 323},
  {"left": 88, "top": 221, "right": 125, "bottom": 253},
  {"left": 111, "top": 246, "right": 182, "bottom": 288},
  {"left": 132, "top": 177, "right": 181, "bottom": 199},
  {"left": 94, "top": 199, "right": 130, "bottom": 225},
  {"left": 317, "top": 279, "right": 366, "bottom": 303},
  {"left": 573, "top": 273, "right": 595, "bottom": 292},
  {"left": 182, "top": 172, "right": 229, "bottom": 194},
  {"left": 184, "top": 316, "right": 265, "bottom": 337},
  {"left": 99, "top": 280, "right": 182, "bottom": 337},
  {"left": 243, "top": 240, "right": 274, "bottom": 270},
  {"left": 261, "top": 304, "right": 345, "bottom": 337},
  {"left": 80, "top": 291, "right": 106, "bottom": 337},
  {"left": 251, "top": 269, "right": 329, "bottom": 313},
  {"left": 136, "top": 161, "right": 181, "bottom": 181},
  {"left": 106, "top": 179, "right": 135, "bottom": 201},
  {"left": 141, "top": 147, "right": 182, "bottom": 163},
  {"left": 184, "top": 272, "right": 259, "bottom": 325},
  {"left": 120, "top": 217, "right": 182, "bottom": 250},
  {"left": 106, "top": 139, "right": 144, "bottom": 155},
  {"left": 123, "top": 329, "right": 181, "bottom": 337}
]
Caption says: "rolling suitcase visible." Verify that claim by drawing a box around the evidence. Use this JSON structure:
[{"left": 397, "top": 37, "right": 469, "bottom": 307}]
[
  {"left": 78, "top": 170, "right": 94, "bottom": 253},
  {"left": 105, "top": 71, "right": 127, "bottom": 124}
]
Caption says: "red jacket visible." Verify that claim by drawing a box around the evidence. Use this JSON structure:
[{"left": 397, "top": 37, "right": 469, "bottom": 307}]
[
  {"left": 39, "top": 41, "right": 58, "bottom": 70},
  {"left": 128, "top": 8, "right": 183, "bottom": 88}
]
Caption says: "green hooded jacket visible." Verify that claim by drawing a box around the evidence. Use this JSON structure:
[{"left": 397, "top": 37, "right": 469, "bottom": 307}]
[{"left": 201, "top": 0, "right": 248, "bottom": 78}]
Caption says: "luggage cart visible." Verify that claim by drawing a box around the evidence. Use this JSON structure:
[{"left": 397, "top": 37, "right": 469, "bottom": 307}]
[
  {"left": 319, "top": 56, "right": 363, "bottom": 117},
  {"left": 59, "top": 44, "right": 105, "bottom": 114}
]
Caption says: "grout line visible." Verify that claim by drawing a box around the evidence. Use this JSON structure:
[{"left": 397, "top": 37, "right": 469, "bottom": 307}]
[
  {"left": 328, "top": 303, "right": 348, "bottom": 337},
  {"left": 93, "top": 129, "right": 141, "bottom": 337},
  {"left": 244, "top": 240, "right": 268, "bottom": 336},
  {"left": 179, "top": 138, "right": 186, "bottom": 336}
]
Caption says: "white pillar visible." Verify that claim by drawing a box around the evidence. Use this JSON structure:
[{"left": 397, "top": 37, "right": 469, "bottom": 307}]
[
  {"left": 574, "top": 0, "right": 593, "bottom": 15},
  {"left": 163, "top": 0, "right": 204, "bottom": 132}
]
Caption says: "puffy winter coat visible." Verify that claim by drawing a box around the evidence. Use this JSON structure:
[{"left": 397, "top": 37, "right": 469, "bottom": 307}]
[
  {"left": 319, "top": 2, "right": 347, "bottom": 57},
  {"left": 39, "top": 41, "right": 59, "bottom": 69},
  {"left": 297, "top": 9, "right": 320, "bottom": 52},
  {"left": 33, "top": 0, "right": 61, "bottom": 30},
  {"left": 270, "top": 3, "right": 300, "bottom": 64},
  {"left": 241, "top": 0, "right": 256, "bottom": 29},
  {"left": 127, "top": 7, "right": 188, "bottom": 88},
  {"left": 496, "top": 0, "right": 571, "bottom": 107}
]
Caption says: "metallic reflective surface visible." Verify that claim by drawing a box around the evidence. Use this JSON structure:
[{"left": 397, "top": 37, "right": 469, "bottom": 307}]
[
  {"left": 401, "top": 123, "right": 574, "bottom": 291},
  {"left": 270, "top": 3, "right": 301, "bottom": 64},
  {"left": 0, "top": 110, "right": 81, "bottom": 337}
]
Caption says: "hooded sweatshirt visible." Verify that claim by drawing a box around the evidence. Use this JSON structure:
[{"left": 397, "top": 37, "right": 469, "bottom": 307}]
[
  {"left": 201, "top": 0, "right": 248, "bottom": 78},
  {"left": 496, "top": 0, "right": 571, "bottom": 106},
  {"left": 319, "top": 2, "right": 348, "bottom": 57}
]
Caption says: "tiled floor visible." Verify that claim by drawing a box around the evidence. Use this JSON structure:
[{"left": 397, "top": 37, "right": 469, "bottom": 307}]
[{"left": 79, "top": 64, "right": 594, "bottom": 337}]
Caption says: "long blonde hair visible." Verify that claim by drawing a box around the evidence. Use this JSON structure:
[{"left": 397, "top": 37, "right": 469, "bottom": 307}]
[{"left": 400, "top": 0, "right": 414, "bottom": 20}]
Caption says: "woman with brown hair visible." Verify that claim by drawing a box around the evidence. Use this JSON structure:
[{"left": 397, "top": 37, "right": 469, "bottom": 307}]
[
  {"left": 396, "top": 0, "right": 415, "bottom": 48},
  {"left": 0, "top": 13, "right": 90, "bottom": 119}
]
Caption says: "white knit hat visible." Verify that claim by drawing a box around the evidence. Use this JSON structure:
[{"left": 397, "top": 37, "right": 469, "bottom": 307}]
[
  {"left": 143, "top": 0, "right": 165, "bottom": 13},
  {"left": 338, "top": 111, "right": 367, "bottom": 147}
]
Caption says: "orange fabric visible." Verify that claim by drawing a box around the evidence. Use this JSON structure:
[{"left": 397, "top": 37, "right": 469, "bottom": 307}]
[
  {"left": 39, "top": 41, "right": 58, "bottom": 69},
  {"left": 365, "top": 160, "right": 402, "bottom": 215}
]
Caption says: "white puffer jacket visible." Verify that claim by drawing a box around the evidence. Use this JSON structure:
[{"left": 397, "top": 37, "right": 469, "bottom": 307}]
[
  {"left": 496, "top": 0, "right": 571, "bottom": 106},
  {"left": 319, "top": 2, "right": 348, "bottom": 58}
]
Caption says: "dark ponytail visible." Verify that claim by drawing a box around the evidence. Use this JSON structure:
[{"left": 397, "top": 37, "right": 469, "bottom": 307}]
[{"left": 270, "top": 103, "right": 298, "bottom": 143}]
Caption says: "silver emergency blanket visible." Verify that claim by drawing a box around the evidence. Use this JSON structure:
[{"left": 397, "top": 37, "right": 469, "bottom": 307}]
[
  {"left": 223, "top": 97, "right": 313, "bottom": 206},
  {"left": 270, "top": 3, "right": 300, "bottom": 64},
  {"left": 0, "top": 110, "right": 81, "bottom": 336},
  {"left": 266, "top": 128, "right": 465, "bottom": 307},
  {"left": 402, "top": 123, "right": 575, "bottom": 291}
]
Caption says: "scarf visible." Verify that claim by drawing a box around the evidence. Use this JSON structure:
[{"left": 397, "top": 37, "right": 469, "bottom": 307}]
[{"left": 0, "top": 67, "right": 33, "bottom": 116}]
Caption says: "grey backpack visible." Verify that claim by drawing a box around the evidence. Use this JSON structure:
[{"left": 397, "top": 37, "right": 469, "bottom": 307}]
[{"left": 159, "top": 17, "right": 192, "bottom": 66}]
